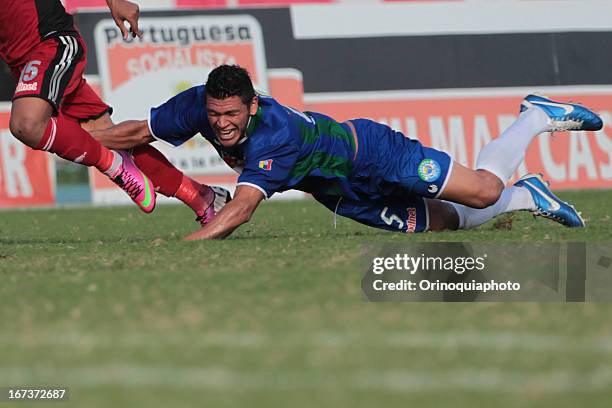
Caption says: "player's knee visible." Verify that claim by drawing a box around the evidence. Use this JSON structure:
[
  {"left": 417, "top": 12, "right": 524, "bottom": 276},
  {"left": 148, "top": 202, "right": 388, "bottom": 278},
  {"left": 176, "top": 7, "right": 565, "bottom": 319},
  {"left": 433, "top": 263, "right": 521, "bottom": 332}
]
[
  {"left": 9, "top": 114, "right": 49, "bottom": 148},
  {"left": 470, "top": 181, "right": 503, "bottom": 208},
  {"left": 475, "top": 189, "right": 500, "bottom": 208}
]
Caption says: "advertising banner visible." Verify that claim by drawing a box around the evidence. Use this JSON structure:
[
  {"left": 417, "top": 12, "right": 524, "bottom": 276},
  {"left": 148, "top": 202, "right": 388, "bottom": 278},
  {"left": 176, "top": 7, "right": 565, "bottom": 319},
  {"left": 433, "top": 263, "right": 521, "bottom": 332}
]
[{"left": 0, "top": 104, "right": 55, "bottom": 208}]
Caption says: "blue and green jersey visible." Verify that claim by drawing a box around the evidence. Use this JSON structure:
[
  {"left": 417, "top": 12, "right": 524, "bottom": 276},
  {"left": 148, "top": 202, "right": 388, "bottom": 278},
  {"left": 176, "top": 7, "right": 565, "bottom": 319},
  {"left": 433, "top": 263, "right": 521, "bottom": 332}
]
[{"left": 148, "top": 85, "right": 360, "bottom": 199}]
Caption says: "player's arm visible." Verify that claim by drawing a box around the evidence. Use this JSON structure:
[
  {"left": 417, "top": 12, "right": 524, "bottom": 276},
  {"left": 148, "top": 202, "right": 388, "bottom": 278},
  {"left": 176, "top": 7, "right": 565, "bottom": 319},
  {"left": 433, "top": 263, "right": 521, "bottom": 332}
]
[
  {"left": 89, "top": 120, "right": 153, "bottom": 149},
  {"left": 92, "top": 85, "right": 207, "bottom": 149},
  {"left": 184, "top": 133, "right": 298, "bottom": 240},
  {"left": 184, "top": 185, "right": 264, "bottom": 240},
  {"left": 106, "top": 0, "right": 142, "bottom": 39}
]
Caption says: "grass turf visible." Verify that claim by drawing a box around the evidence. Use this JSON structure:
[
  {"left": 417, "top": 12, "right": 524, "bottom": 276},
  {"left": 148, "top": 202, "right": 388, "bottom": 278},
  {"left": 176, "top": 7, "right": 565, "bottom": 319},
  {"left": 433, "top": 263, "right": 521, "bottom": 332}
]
[{"left": 0, "top": 189, "right": 611, "bottom": 407}]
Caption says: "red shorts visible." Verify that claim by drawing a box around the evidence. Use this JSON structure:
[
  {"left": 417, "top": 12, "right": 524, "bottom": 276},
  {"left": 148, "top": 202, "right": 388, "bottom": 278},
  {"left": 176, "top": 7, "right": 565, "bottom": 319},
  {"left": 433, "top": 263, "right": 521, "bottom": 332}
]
[{"left": 11, "top": 34, "right": 111, "bottom": 122}]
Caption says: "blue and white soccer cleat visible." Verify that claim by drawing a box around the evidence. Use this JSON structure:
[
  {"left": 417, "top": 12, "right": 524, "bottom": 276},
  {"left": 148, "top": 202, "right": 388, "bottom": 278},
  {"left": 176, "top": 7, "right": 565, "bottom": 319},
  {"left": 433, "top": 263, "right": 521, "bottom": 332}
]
[
  {"left": 520, "top": 94, "right": 603, "bottom": 132},
  {"left": 514, "top": 173, "right": 585, "bottom": 228}
]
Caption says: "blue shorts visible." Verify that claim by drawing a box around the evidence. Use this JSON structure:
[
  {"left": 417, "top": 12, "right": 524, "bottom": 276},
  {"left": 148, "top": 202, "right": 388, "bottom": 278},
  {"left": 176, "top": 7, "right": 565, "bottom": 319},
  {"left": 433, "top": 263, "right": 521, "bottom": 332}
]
[
  {"left": 348, "top": 118, "right": 453, "bottom": 200},
  {"left": 311, "top": 119, "right": 453, "bottom": 233},
  {"left": 314, "top": 193, "right": 429, "bottom": 233}
]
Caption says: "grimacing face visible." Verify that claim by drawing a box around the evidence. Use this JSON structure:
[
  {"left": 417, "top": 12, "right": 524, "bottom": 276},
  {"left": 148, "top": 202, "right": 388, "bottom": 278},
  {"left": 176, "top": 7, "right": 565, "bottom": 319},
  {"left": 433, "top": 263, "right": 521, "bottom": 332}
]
[{"left": 206, "top": 95, "right": 258, "bottom": 148}]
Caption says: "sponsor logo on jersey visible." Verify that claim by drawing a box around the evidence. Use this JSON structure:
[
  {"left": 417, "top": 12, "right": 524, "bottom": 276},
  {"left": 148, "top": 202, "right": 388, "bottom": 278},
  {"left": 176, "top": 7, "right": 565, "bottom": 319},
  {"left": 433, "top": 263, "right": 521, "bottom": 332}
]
[
  {"left": 406, "top": 207, "right": 417, "bottom": 233},
  {"left": 418, "top": 159, "right": 441, "bottom": 182},
  {"left": 73, "top": 153, "right": 87, "bottom": 163},
  {"left": 428, "top": 184, "right": 439, "bottom": 194},
  {"left": 15, "top": 82, "right": 38, "bottom": 93},
  {"left": 258, "top": 159, "right": 273, "bottom": 171}
]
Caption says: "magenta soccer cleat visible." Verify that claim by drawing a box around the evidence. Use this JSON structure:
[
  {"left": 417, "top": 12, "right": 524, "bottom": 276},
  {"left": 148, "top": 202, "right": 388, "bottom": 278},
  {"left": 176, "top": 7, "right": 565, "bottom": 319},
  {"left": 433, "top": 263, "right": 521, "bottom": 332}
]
[
  {"left": 108, "top": 150, "right": 156, "bottom": 213},
  {"left": 195, "top": 186, "right": 232, "bottom": 226}
]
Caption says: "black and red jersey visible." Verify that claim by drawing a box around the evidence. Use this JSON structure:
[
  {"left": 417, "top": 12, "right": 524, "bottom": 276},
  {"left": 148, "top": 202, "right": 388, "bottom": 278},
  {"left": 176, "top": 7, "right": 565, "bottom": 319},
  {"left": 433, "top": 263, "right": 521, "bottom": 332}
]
[{"left": 0, "top": 0, "right": 76, "bottom": 68}]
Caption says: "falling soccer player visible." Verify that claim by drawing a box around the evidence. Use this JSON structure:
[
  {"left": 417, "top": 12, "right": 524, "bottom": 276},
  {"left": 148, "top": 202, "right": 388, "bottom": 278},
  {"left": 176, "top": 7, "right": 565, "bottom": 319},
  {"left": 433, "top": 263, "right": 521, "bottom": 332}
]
[{"left": 93, "top": 65, "right": 603, "bottom": 240}]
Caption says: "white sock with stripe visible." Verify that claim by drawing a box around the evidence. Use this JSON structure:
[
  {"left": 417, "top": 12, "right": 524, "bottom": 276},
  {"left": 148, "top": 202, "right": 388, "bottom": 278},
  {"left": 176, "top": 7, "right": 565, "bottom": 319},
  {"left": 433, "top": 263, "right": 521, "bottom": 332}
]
[{"left": 104, "top": 151, "right": 123, "bottom": 178}]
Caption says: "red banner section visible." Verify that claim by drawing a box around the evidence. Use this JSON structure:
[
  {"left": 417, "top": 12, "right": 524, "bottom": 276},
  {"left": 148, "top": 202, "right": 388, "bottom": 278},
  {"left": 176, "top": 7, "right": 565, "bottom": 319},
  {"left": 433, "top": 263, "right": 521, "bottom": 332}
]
[
  {"left": 178, "top": 0, "right": 333, "bottom": 7},
  {"left": 305, "top": 90, "right": 612, "bottom": 190},
  {"left": 64, "top": 0, "right": 108, "bottom": 11},
  {"left": 65, "top": 0, "right": 439, "bottom": 11},
  {"left": 65, "top": 0, "right": 336, "bottom": 12},
  {"left": 268, "top": 68, "right": 304, "bottom": 111},
  {"left": 0, "top": 107, "right": 55, "bottom": 208},
  {"left": 105, "top": 43, "right": 259, "bottom": 90}
]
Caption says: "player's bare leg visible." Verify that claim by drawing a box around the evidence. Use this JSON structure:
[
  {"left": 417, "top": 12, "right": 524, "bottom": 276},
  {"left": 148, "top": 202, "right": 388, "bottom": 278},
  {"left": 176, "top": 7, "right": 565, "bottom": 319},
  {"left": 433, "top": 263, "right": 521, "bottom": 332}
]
[
  {"left": 437, "top": 162, "right": 504, "bottom": 209},
  {"left": 82, "top": 113, "right": 231, "bottom": 224},
  {"left": 80, "top": 111, "right": 114, "bottom": 133},
  {"left": 9, "top": 97, "right": 155, "bottom": 212},
  {"left": 9, "top": 97, "right": 53, "bottom": 148},
  {"left": 425, "top": 199, "right": 460, "bottom": 231}
]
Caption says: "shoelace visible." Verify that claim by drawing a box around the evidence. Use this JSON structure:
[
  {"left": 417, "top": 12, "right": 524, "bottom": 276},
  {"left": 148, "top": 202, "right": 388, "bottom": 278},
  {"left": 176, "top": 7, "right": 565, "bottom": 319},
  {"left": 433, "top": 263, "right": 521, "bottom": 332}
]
[
  {"left": 195, "top": 187, "right": 216, "bottom": 226},
  {"left": 195, "top": 204, "right": 215, "bottom": 226},
  {"left": 550, "top": 119, "right": 584, "bottom": 131},
  {"left": 533, "top": 209, "right": 567, "bottom": 225},
  {"left": 114, "top": 170, "right": 143, "bottom": 200}
]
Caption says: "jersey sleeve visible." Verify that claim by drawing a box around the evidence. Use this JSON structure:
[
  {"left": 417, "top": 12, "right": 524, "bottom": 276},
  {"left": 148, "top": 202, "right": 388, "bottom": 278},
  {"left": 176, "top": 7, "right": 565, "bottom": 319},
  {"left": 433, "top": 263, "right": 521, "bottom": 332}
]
[
  {"left": 237, "top": 130, "right": 300, "bottom": 199},
  {"left": 148, "top": 85, "right": 208, "bottom": 147}
]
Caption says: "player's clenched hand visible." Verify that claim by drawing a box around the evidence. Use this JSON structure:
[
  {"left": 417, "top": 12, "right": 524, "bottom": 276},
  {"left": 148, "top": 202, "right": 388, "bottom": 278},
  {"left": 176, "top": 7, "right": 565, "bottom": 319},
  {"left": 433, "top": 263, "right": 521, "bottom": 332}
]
[{"left": 106, "top": 0, "right": 142, "bottom": 40}]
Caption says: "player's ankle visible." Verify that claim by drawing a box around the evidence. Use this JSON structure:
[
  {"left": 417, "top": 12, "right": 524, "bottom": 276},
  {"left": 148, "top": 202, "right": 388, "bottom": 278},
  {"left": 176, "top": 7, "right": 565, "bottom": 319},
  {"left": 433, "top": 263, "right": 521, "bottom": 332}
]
[
  {"left": 100, "top": 150, "right": 121, "bottom": 176},
  {"left": 175, "top": 176, "right": 212, "bottom": 214}
]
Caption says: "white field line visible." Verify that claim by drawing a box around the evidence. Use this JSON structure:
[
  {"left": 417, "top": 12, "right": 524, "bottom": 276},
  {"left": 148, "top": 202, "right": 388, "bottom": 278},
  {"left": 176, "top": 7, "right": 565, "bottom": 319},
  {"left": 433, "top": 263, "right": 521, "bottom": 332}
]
[
  {"left": 1, "top": 331, "right": 612, "bottom": 354},
  {"left": 1, "top": 365, "right": 612, "bottom": 393}
]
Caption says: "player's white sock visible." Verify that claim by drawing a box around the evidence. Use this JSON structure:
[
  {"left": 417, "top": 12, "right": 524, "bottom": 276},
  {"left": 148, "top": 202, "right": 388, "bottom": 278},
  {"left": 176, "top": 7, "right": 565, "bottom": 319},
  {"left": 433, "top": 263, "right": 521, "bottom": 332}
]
[
  {"left": 448, "top": 186, "right": 535, "bottom": 229},
  {"left": 475, "top": 107, "right": 549, "bottom": 183},
  {"left": 104, "top": 150, "right": 123, "bottom": 177}
]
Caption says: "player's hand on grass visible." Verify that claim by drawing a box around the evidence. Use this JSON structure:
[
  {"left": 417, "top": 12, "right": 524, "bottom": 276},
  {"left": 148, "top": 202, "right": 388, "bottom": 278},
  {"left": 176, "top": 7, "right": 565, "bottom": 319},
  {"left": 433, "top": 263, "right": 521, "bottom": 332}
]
[{"left": 107, "top": 0, "right": 142, "bottom": 40}]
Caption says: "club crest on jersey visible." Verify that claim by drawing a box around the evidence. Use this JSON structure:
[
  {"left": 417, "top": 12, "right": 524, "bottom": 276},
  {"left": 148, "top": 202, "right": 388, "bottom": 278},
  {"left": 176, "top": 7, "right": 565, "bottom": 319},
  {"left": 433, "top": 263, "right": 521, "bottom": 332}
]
[
  {"left": 418, "top": 159, "right": 441, "bottom": 182},
  {"left": 258, "top": 159, "right": 273, "bottom": 171}
]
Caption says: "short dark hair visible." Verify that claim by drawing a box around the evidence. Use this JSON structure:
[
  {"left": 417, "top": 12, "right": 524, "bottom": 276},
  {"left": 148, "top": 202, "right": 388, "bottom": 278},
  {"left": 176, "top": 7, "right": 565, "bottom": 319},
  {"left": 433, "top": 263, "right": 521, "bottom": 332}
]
[{"left": 205, "top": 65, "right": 256, "bottom": 105}]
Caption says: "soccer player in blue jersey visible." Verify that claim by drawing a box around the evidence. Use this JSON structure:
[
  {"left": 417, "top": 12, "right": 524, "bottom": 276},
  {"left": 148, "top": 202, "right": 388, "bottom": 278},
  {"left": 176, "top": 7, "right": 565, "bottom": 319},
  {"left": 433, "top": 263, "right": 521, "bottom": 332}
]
[{"left": 97, "top": 65, "right": 603, "bottom": 240}]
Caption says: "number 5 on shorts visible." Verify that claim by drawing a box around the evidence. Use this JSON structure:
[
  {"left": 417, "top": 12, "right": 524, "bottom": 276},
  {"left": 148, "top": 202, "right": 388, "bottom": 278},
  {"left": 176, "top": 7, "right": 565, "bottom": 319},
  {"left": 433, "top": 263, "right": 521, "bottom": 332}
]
[{"left": 380, "top": 207, "right": 404, "bottom": 230}]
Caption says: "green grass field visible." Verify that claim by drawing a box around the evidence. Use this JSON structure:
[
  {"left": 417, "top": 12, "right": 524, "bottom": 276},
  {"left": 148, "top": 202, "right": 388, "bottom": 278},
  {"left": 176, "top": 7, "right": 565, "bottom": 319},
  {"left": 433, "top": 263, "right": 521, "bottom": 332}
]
[{"left": 1, "top": 190, "right": 612, "bottom": 407}]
